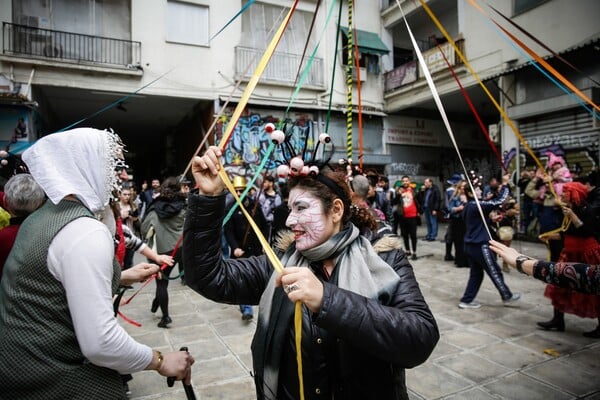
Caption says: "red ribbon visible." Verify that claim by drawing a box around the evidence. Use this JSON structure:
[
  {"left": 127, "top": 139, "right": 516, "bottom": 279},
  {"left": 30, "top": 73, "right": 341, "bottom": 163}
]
[{"left": 117, "top": 234, "right": 184, "bottom": 326}]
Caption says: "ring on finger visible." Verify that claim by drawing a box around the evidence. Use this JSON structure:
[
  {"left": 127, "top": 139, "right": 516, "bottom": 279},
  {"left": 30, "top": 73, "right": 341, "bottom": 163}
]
[{"left": 284, "top": 284, "right": 299, "bottom": 294}]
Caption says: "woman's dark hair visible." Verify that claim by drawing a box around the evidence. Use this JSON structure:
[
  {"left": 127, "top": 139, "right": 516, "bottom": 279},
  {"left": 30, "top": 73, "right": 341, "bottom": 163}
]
[
  {"left": 288, "top": 169, "right": 377, "bottom": 232},
  {"left": 160, "top": 176, "right": 187, "bottom": 201}
]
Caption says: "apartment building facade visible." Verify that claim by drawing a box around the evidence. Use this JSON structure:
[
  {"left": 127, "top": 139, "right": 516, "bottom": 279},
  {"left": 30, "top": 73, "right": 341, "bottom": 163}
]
[
  {"left": 0, "top": 0, "right": 392, "bottom": 183},
  {"left": 1, "top": 0, "right": 598, "bottom": 185},
  {"left": 382, "top": 0, "right": 599, "bottom": 183}
]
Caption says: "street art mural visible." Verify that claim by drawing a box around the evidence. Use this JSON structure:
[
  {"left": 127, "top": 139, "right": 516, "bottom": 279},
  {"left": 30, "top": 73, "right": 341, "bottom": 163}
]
[
  {"left": 515, "top": 143, "right": 598, "bottom": 179},
  {"left": 214, "top": 112, "right": 316, "bottom": 188}
]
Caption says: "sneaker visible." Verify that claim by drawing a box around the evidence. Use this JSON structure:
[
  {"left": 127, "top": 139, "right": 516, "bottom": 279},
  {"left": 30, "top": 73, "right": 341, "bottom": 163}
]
[
  {"left": 444, "top": 255, "right": 454, "bottom": 261},
  {"left": 123, "top": 383, "right": 131, "bottom": 396},
  {"left": 503, "top": 293, "right": 521, "bottom": 306},
  {"left": 458, "top": 301, "right": 481, "bottom": 309},
  {"left": 411, "top": 254, "right": 418, "bottom": 261}
]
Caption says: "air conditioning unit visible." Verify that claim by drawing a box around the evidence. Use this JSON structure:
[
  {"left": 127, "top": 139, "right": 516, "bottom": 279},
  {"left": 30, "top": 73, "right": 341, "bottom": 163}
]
[
  {"left": 352, "top": 67, "right": 367, "bottom": 82},
  {"left": 18, "top": 15, "right": 38, "bottom": 27},
  {"left": 17, "top": 15, "right": 50, "bottom": 29}
]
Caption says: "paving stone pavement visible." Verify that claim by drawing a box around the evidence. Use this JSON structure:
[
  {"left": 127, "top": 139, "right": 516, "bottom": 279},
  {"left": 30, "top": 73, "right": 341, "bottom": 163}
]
[{"left": 124, "top": 224, "right": 600, "bottom": 399}]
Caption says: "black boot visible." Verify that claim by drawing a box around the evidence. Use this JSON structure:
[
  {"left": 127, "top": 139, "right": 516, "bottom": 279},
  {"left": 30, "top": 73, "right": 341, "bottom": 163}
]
[
  {"left": 157, "top": 316, "right": 172, "bottom": 328},
  {"left": 150, "top": 298, "right": 159, "bottom": 313},
  {"left": 583, "top": 320, "right": 600, "bottom": 338},
  {"left": 537, "top": 309, "right": 565, "bottom": 331},
  {"left": 444, "top": 243, "right": 454, "bottom": 261}
]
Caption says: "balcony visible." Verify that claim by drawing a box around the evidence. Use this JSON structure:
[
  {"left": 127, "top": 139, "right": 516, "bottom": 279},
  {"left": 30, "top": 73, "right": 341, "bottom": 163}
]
[
  {"left": 235, "top": 46, "right": 325, "bottom": 89},
  {"left": 2, "top": 22, "right": 141, "bottom": 69},
  {"left": 384, "top": 38, "right": 464, "bottom": 92}
]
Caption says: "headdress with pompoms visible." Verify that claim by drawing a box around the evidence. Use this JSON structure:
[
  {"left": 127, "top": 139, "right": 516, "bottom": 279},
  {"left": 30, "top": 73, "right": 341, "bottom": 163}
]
[
  {"left": 264, "top": 122, "right": 334, "bottom": 179},
  {"left": 265, "top": 123, "right": 352, "bottom": 204}
]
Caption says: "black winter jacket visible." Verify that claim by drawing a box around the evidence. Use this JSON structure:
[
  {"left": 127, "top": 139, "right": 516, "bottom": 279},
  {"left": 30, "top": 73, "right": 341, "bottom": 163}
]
[{"left": 183, "top": 193, "right": 439, "bottom": 400}]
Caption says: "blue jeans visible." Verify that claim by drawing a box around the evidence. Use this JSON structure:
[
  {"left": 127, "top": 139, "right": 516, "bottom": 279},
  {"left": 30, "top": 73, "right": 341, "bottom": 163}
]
[
  {"left": 460, "top": 243, "right": 513, "bottom": 303},
  {"left": 424, "top": 208, "right": 438, "bottom": 239},
  {"left": 240, "top": 305, "right": 253, "bottom": 316}
]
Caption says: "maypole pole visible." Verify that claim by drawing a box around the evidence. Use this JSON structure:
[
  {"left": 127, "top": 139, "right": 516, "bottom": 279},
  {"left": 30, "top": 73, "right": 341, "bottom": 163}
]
[{"left": 346, "top": 0, "right": 354, "bottom": 166}]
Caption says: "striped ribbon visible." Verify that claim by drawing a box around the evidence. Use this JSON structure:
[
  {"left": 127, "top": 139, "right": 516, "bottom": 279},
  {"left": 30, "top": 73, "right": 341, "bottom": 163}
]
[
  {"left": 353, "top": 28, "right": 364, "bottom": 170},
  {"left": 417, "top": 0, "right": 557, "bottom": 199},
  {"left": 396, "top": 0, "right": 492, "bottom": 238},
  {"left": 346, "top": 0, "right": 354, "bottom": 162}
]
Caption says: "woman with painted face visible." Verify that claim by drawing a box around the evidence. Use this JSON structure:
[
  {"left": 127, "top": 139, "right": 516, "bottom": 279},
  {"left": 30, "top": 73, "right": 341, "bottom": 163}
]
[{"left": 183, "top": 146, "right": 439, "bottom": 400}]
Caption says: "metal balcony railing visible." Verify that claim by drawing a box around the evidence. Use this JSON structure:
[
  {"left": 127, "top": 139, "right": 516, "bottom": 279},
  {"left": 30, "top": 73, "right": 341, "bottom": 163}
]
[
  {"left": 235, "top": 46, "right": 325, "bottom": 88},
  {"left": 2, "top": 22, "right": 141, "bottom": 68}
]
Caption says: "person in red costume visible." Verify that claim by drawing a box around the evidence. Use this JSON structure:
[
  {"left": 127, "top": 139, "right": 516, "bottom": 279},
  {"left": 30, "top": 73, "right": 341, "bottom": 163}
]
[{"left": 537, "top": 182, "right": 600, "bottom": 338}]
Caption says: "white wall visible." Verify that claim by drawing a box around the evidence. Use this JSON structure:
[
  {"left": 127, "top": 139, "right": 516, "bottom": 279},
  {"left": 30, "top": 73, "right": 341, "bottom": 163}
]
[{"left": 460, "top": 0, "right": 600, "bottom": 80}]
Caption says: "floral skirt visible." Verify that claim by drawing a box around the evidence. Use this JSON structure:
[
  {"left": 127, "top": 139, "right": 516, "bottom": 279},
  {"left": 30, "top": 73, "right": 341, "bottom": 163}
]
[{"left": 544, "top": 236, "right": 600, "bottom": 318}]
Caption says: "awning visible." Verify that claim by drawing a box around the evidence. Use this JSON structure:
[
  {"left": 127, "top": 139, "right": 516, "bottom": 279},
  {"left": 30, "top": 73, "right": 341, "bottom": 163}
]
[
  {"left": 484, "top": 34, "right": 600, "bottom": 81},
  {"left": 340, "top": 27, "right": 389, "bottom": 56}
]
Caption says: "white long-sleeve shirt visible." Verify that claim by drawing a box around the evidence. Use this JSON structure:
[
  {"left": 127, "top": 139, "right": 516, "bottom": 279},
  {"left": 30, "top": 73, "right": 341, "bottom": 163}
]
[{"left": 47, "top": 217, "right": 152, "bottom": 374}]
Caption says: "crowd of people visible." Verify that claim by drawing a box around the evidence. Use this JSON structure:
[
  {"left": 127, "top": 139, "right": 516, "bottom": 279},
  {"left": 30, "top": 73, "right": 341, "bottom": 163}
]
[{"left": 0, "top": 127, "right": 599, "bottom": 398}]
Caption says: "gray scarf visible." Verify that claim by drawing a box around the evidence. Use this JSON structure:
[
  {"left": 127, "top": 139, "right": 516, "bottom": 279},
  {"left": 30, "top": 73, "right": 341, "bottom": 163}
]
[{"left": 255, "top": 223, "right": 400, "bottom": 398}]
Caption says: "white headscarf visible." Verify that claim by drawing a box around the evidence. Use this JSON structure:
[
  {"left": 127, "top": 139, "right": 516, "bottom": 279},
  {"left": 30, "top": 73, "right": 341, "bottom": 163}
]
[{"left": 22, "top": 128, "right": 123, "bottom": 213}]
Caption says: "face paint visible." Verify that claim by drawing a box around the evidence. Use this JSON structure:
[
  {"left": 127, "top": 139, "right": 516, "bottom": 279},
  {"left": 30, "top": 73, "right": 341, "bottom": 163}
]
[{"left": 286, "top": 188, "right": 337, "bottom": 251}]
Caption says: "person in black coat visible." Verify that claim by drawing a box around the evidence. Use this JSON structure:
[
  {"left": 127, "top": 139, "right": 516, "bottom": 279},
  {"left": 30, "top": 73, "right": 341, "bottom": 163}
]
[
  {"left": 183, "top": 146, "right": 439, "bottom": 400},
  {"left": 223, "top": 175, "right": 268, "bottom": 320}
]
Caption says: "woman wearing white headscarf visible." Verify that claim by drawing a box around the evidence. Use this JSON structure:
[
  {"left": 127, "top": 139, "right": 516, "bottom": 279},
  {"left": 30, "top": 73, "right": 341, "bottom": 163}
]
[{"left": 0, "top": 128, "right": 193, "bottom": 399}]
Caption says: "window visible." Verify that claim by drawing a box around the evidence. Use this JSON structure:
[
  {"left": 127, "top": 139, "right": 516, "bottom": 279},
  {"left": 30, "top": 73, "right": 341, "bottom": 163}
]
[
  {"left": 166, "top": 1, "right": 209, "bottom": 46},
  {"left": 240, "top": 1, "right": 316, "bottom": 54},
  {"left": 514, "top": 0, "right": 550, "bottom": 15}
]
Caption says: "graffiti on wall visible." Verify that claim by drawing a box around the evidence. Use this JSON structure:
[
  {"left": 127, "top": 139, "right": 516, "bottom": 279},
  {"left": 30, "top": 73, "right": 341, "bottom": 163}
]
[
  {"left": 516, "top": 143, "right": 598, "bottom": 177},
  {"left": 214, "top": 112, "right": 316, "bottom": 187},
  {"left": 441, "top": 156, "right": 498, "bottom": 183}
]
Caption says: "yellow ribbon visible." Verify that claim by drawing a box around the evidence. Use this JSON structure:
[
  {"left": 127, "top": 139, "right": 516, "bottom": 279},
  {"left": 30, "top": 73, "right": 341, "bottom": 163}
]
[
  {"left": 418, "top": 0, "right": 558, "bottom": 199},
  {"left": 218, "top": 3, "right": 298, "bottom": 149},
  {"left": 218, "top": 168, "right": 283, "bottom": 273}
]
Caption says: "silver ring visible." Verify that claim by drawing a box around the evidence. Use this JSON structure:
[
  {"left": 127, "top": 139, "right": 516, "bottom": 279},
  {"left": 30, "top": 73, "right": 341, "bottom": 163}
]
[{"left": 284, "top": 284, "right": 299, "bottom": 294}]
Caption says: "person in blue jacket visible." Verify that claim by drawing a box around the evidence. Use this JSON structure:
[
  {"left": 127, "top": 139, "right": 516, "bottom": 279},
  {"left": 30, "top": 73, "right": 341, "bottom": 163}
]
[{"left": 458, "top": 174, "right": 521, "bottom": 309}]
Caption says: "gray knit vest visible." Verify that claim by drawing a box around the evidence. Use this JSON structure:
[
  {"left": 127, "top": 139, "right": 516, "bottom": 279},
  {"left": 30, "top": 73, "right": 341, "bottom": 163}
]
[{"left": 0, "top": 200, "right": 126, "bottom": 399}]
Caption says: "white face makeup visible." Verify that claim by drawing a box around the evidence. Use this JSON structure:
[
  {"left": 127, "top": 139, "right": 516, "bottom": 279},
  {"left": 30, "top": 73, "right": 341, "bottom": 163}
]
[{"left": 286, "top": 188, "right": 337, "bottom": 251}]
